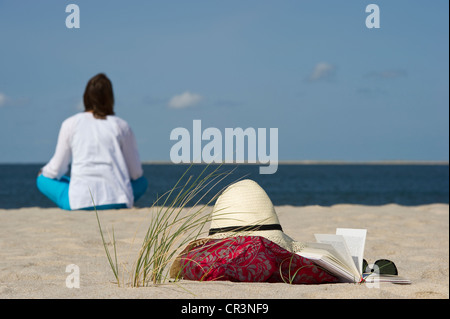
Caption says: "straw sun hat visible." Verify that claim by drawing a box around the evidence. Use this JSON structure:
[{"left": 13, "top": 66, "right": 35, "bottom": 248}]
[
  {"left": 206, "top": 179, "right": 305, "bottom": 252},
  {"left": 169, "top": 179, "right": 306, "bottom": 279}
]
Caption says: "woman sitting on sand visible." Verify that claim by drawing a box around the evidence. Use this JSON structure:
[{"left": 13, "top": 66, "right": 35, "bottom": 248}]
[
  {"left": 170, "top": 179, "right": 338, "bottom": 284},
  {"left": 37, "top": 73, "right": 148, "bottom": 211}
]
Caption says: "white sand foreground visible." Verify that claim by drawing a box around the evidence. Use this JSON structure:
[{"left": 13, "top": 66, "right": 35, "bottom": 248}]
[{"left": 0, "top": 204, "right": 448, "bottom": 299}]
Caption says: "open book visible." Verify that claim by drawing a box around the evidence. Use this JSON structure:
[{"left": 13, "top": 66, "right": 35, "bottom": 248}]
[{"left": 296, "top": 228, "right": 411, "bottom": 284}]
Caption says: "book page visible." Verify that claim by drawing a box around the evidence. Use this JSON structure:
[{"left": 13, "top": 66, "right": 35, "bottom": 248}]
[
  {"left": 314, "top": 234, "right": 360, "bottom": 277},
  {"left": 362, "top": 273, "right": 411, "bottom": 284},
  {"left": 301, "top": 242, "right": 350, "bottom": 269},
  {"left": 304, "top": 242, "right": 344, "bottom": 259},
  {"left": 296, "top": 243, "right": 358, "bottom": 282},
  {"left": 299, "top": 254, "right": 357, "bottom": 283},
  {"left": 336, "top": 228, "right": 367, "bottom": 274}
]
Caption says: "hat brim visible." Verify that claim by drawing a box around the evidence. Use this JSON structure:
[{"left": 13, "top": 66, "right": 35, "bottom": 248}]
[{"left": 207, "top": 229, "right": 305, "bottom": 253}]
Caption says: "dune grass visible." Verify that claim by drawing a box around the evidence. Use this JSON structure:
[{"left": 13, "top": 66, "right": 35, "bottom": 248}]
[{"left": 94, "top": 164, "right": 236, "bottom": 287}]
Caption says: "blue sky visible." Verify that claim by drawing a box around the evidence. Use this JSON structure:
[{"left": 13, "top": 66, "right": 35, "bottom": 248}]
[{"left": 0, "top": 0, "right": 448, "bottom": 163}]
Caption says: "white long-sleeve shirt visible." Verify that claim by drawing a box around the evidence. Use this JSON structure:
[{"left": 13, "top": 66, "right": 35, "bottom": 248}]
[{"left": 42, "top": 112, "right": 144, "bottom": 209}]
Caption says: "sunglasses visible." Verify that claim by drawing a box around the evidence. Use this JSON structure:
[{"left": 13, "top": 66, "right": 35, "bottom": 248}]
[{"left": 362, "top": 259, "right": 398, "bottom": 276}]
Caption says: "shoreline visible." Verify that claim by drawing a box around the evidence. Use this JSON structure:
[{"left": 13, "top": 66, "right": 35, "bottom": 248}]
[
  {"left": 142, "top": 161, "right": 450, "bottom": 166},
  {"left": 0, "top": 203, "right": 448, "bottom": 299},
  {"left": 1, "top": 161, "right": 449, "bottom": 166}
]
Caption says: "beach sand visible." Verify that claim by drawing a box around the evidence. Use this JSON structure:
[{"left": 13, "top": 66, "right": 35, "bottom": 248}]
[{"left": 0, "top": 204, "right": 448, "bottom": 299}]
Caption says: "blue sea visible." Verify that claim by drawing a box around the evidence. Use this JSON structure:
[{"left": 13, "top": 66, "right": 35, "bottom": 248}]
[{"left": 0, "top": 163, "right": 448, "bottom": 209}]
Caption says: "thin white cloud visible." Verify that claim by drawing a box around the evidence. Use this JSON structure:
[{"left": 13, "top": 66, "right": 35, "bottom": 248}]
[
  {"left": 308, "top": 62, "right": 336, "bottom": 82},
  {"left": 168, "top": 91, "right": 203, "bottom": 109},
  {"left": 0, "top": 92, "right": 29, "bottom": 107},
  {"left": 75, "top": 100, "right": 84, "bottom": 111},
  {"left": 0, "top": 92, "right": 8, "bottom": 107}
]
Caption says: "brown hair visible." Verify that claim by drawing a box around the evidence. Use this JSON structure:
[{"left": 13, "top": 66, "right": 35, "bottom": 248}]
[{"left": 83, "top": 73, "right": 115, "bottom": 119}]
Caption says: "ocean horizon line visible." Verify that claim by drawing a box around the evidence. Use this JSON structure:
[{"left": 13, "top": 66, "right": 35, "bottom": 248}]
[
  {"left": 0, "top": 160, "right": 448, "bottom": 166},
  {"left": 142, "top": 160, "right": 450, "bottom": 165}
]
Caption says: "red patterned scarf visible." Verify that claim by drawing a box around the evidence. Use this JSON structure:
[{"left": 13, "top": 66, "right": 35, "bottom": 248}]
[{"left": 174, "top": 236, "right": 338, "bottom": 284}]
